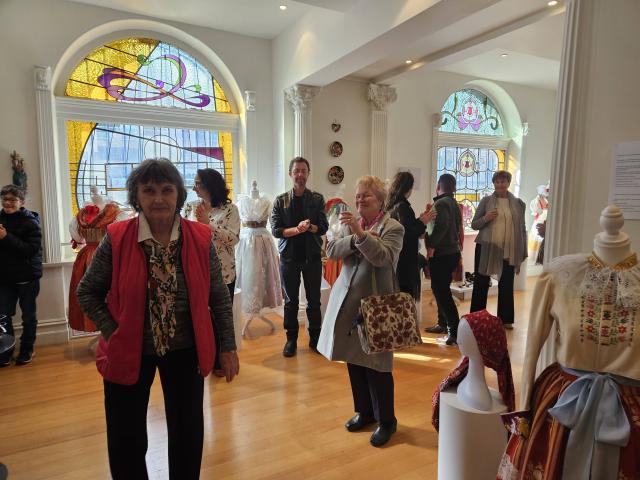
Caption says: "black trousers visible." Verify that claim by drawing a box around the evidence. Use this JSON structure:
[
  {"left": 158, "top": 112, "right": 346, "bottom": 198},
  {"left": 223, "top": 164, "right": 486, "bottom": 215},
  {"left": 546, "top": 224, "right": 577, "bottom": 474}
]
[
  {"left": 280, "top": 259, "right": 322, "bottom": 342},
  {"left": 470, "top": 243, "right": 516, "bottom": 325},
  {"left": 428, "top": 253, "right": 461, "bottom": 337},
  {"left": 103, "top": 347, "right": 204, "bottom": 480},
  {"left": 214, "top": 281, "right": 235, "bottom": 372},
  {"left": 347, "top": 363, "right": 395, "bottom": 425},
  {"left": 0, "top": 280, "right": 40, "bottom": 356}
]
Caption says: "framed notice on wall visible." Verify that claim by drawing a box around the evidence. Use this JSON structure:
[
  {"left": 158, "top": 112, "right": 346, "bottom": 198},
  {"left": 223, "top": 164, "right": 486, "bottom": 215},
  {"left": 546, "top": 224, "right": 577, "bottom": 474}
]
[{"left": 609, "top": 142, "right": 640, "bottom": 220}]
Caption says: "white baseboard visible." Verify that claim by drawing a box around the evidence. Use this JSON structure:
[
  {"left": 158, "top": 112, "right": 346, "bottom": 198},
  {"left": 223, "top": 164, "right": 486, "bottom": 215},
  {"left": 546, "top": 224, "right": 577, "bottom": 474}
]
[{"left": 11, "top": 317, "right": 70, "bottom": 346}]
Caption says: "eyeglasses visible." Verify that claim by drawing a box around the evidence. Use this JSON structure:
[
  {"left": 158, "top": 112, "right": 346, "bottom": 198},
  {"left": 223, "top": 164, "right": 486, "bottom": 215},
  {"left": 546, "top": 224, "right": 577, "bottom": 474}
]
[
  {"left": 1, "top": 197, "right": 21, "bottom": 204},
  {"left": 193, "top": 181, "right": 202, "bottom": 187}
]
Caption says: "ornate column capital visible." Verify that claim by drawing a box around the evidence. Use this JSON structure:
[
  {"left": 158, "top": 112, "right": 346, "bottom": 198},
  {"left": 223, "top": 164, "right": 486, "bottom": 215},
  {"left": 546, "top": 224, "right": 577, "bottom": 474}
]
[
  {"left": 244, "top": 90, "right": 256, "bottom": 112},
  {"left": 368, "top": 83, "right": 397, "bottom": 111},
  {"left": 285, "top": 84, "right": 321, "bottom": 110},
  {"left": 34, "top": 66, "right": 52, "bottom": 91}
]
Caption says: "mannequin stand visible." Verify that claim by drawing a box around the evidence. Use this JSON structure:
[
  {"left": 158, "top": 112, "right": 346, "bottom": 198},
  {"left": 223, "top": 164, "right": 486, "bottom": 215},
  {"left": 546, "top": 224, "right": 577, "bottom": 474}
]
[
  {"left": 438, "top": 387, "right": 507, "bottom": 480},
  {"left": 241, "top": 314, "right": 276, "bottom": 337}
]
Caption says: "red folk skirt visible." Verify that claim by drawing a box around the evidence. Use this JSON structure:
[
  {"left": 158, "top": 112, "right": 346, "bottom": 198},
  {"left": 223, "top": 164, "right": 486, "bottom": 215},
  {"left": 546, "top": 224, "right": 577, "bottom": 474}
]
[
  {"left": 68, "top": 242, "right": 99, "bottom": 332},
  {"left": 497, "top": 363, "right": 640, "bottom": 480}
]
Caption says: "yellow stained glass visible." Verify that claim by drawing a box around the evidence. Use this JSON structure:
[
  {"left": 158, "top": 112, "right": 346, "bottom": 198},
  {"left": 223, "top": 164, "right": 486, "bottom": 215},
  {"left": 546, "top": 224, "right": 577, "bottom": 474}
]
[
  {"left": 66, "top": 38, "right": 158, "bottom": 101},
  {"left": 219, "top": 131, "right": 234, "bottom": 196},
  {"left": 66, "top": 120, "right": 97, "bottom": 214},
  {"left": 214, "top": 79, "right": 231, "bottom": 112}
]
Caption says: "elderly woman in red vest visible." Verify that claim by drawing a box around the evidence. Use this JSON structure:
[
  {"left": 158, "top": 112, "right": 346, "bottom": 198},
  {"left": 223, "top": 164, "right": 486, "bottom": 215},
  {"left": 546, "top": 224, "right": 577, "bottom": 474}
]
[{"left": 77, "top": 158, "right": 239, "bottom": 480}]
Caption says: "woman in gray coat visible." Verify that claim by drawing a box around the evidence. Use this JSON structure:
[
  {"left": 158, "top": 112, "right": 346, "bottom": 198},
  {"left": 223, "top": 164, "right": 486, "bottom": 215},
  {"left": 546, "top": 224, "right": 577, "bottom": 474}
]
[
  {"left": 317, "top": 175, "right": 404, "bottom": 448},
  {"left": 469, "top": 170, "right": 527, "bottom": 327}
]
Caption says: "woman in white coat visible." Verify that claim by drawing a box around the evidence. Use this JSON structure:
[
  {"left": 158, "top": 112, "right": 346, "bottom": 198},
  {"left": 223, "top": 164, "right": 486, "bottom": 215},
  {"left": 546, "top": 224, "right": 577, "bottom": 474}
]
[{"left": 317, "top": 175, "right": 404, "bottom": 448}]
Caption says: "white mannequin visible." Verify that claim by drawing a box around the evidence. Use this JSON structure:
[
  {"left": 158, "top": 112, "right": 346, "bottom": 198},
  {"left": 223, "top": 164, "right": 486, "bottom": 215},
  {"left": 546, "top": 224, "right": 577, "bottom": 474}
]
[
  {"left": 457, "top": 318, "right": 493, "bottom": 411},
  {"left": 593, "top": 205, "right": 633, "bottom": 266},
  {"left": 89, "top": 185, "right": 106, "bottom": 211},
  {"left": 250, "top": 180, "right": 260, "bottom": 199}
]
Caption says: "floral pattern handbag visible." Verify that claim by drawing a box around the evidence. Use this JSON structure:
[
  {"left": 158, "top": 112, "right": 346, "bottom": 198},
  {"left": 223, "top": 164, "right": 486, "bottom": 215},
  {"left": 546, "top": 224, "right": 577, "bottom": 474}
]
[{"left": 357, "top": 262, "right": 422, "bottom": 354}]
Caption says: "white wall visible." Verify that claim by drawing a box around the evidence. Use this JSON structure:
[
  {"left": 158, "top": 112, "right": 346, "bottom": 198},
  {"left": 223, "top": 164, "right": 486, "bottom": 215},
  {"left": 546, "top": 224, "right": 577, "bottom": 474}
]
[
  {"left": 387, "top": 69, "right": 557, "bottom": 232},
  {"left": 572, "top": 0, "right": 640, "bottom": 253},
  {"left": 0, "top": 0, "right": 275, "bottom": 213},
  {"left": 309, "top": 79, "right": 371, "bottom": 205}
]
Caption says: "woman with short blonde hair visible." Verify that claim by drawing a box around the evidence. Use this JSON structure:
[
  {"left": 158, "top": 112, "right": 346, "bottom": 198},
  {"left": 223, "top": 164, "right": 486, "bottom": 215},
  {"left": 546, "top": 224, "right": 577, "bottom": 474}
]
[{"left": 318, "top": 175, "right": 405, "bottom": 448}]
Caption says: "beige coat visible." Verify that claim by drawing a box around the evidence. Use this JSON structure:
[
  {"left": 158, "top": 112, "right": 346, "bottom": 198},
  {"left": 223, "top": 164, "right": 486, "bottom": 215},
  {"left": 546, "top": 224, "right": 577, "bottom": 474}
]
[{"left": 317, "top": 214, "right": 404, "bottom": 372}]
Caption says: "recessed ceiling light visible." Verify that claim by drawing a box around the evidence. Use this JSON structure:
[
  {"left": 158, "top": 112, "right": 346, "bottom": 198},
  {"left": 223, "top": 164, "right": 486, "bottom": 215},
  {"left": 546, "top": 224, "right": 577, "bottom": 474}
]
[
  {"left": 405, "top": 60, "right": 412, "bottom": 64},
  {"left": 279, "top": 4, "right": 287, "bottom": 10},
  {"left": 547, "top": 0, "right": 558, "bottom": 6},
  {"left": 501, "top": 53, "right": 508, "bottom": 57}
]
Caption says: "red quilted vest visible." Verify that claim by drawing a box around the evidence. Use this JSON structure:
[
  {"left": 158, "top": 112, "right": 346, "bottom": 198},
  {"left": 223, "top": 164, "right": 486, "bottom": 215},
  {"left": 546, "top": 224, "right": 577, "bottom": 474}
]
[{"left": 95, "top": 216, "right": 215, "bottom": 385}]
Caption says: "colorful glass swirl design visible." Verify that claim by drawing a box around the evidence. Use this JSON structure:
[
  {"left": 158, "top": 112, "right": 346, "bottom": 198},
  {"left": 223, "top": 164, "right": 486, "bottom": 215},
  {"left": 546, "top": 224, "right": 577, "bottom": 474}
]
[{"left": 97, "top": 54, "right": 211, "bottom": 108}]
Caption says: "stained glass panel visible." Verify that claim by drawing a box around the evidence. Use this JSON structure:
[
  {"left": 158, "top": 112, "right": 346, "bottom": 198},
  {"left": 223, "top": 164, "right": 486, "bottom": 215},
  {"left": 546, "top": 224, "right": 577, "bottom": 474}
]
[
  {"left": 437, "top": 146, "right": 506, "bottom": 229},
  {"left": 66, "top": 121, "right": 233, "bottom": 214},
  {"left": 65, "top": 38, "right": 230, "bottom": 112},
  {"left": 439, "top": 89, "right": 504, "bottom": 136}
]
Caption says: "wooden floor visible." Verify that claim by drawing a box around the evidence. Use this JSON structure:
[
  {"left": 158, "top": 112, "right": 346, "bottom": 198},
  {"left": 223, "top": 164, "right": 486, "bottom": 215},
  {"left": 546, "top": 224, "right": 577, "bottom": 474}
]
[{"left": 0, "top": 278, "right": 537, "bottom": 480}]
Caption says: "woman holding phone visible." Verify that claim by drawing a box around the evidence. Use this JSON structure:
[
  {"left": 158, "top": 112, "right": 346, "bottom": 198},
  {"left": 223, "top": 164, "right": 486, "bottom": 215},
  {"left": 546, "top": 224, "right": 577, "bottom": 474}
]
[{"left": 469, "top": 170, "right": 527, "bottom": 328}]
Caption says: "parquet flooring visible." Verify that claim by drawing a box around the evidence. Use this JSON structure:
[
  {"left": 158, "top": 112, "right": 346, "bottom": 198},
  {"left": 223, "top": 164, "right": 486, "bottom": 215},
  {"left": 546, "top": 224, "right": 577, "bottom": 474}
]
[{"left": 0, "top": 278, "right": 537, "bottom": 479}]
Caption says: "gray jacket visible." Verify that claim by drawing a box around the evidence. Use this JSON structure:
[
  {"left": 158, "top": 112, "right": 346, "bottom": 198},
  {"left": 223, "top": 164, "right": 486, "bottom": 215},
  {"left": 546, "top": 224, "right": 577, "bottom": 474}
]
[{"left": 317, "top": 214, "right": 404, "bottom": 372}]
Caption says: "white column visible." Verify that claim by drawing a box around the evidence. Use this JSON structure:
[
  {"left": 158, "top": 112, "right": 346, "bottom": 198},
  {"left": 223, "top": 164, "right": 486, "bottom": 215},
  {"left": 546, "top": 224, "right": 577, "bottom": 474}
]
[
  {"left": 244, "top": 90, "right": 257, "bottom": 194},
  {"left": 368, "top": 84, "right": 397, "bottom": 179},
  {"left": 545, "top": 0, "right": 594, "bottom": 262},
  {"left": 34, "top": 65, "right": 61, "bottom": 263},
  {"left": 285, "top": 84, "right": 321, "bottom": 160}
]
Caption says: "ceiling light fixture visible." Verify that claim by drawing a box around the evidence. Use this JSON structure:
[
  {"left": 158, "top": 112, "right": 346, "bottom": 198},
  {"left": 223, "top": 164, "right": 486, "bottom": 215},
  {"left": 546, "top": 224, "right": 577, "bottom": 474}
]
[
  {"left": 279, "top": 4, "right": 287, "bottom": 10},
  {"left": 405, "top": 60, "right": 412, "bottom": 64},
  {"left": 501, "top": 53, "right": 508, "bottom": 58},
  {"left": 547, "top": 0, "right": 558, "bottom": 6}
]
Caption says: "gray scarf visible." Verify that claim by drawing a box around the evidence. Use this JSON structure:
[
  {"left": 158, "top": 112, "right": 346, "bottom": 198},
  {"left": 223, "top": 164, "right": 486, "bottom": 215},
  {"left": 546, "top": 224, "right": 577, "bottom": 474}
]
[{"left": 477, "top": 192, "right": 526, "bottom": 277}]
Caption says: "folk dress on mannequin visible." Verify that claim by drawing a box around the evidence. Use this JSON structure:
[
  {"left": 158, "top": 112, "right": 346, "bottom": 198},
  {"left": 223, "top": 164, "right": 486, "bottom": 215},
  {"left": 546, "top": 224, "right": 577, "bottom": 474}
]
[
  {"left": 235, "top": 182, "right": 282, "bottom": 315},
  {"left": 527, "top": 184, "right": 549, "bottom": 266},
  {"left": 68, "top": 187, "right": 123, "bottom": 332},
  {"left": 498, "top": 206, "right": 640, "bottom": 480},
  {"left": 324, "top": 184, "right": 348, "bottom": 286}
]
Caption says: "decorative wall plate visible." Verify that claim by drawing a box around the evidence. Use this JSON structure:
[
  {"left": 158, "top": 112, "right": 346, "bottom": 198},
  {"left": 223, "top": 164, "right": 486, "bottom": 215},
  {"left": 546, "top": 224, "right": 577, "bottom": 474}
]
[
  {"left": 328, "top": 165, "right": 344, "bottom": 184},
  {"left": 331, "top": 121, "right": 341, "bottom": 132},
  {"left": 330, "top": 141, "right": 343, "bottom": 157}
]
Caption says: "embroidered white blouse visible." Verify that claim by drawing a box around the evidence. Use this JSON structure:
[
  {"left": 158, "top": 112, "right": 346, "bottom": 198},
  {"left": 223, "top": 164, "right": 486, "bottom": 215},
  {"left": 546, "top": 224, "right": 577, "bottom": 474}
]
[
  {"left": 184, "top": 201, "right": 241, "bottom": 284},
  {"left": 520, "top": 252, "right": 640, "bottom": 409}
]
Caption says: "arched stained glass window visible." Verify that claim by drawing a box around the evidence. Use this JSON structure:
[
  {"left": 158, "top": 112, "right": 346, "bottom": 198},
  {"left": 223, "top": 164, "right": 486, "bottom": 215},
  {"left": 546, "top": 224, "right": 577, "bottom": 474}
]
[
  {"left": 439, "top": 89, "right": 503, "bottom": 136},
  {"left": 436, "top": 88, "right": 507, "bottom": 230},
  {"left": 66, "top": 37, "right": 230, "bottom": 112},
  {"left": 64, "top": 37, "right": 234, "bottom": 214}
]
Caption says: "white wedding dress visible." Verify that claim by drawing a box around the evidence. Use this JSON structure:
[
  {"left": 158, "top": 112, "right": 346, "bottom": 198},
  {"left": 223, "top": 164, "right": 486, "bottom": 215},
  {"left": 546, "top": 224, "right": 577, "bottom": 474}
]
[{"left": 235, "top": 195, "right": 283, "bottom": 314}]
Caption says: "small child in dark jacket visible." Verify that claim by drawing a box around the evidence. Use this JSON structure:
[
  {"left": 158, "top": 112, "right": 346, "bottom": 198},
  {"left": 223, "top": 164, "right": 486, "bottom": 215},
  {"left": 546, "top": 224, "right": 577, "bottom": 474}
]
[{"left": 0, "top": 185, "right": 43, "bottom": 366}]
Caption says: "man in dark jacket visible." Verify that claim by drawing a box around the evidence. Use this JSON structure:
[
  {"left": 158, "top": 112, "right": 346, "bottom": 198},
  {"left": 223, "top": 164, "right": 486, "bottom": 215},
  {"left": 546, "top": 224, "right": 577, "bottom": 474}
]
[
  {"left": 424, "top": 174, "right": 462, "bottom": 346},
  {"left": 271, "top": 157, "right": 328, "bottom": 357},
  {"left": 0, "top": 185, "right": 43, "bottom": 366}
]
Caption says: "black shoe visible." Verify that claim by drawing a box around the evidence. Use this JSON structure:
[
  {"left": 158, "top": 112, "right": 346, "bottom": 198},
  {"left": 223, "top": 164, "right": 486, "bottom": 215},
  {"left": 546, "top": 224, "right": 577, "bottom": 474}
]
[
  {"left": 309, "top": 339, "right": 321, "bottom": 353},
  {"left": 15, "top": 350, "right": 34, "bottom": 365},
  {"left": 424, "top": 324, "right": 446, "bottom": 334},
  {"left": 370, "top": 419, "right": 397, "bottom": 447},
  {"left": 445, "top": 336, "right": 458, "bottom": 346},
  {"left": 345, "top": 413, "right": 376, "bottom": 432},
  {"left": 0, "top": 358, "right": 10, "bottom": 368},
  {"left": 282, "top": 340, "right": 297, "bottom": 357}
]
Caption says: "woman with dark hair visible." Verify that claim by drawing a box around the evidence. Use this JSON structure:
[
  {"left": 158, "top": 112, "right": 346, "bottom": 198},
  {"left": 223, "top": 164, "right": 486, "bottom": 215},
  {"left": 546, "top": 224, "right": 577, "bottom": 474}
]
[
  {"left": 184, "top": 168, "right": 240, "bottom": 301},
  {"left": 470, "top": 170, "right": 527, "bottom": 328},
  {"left": 385, "top": 171, "right": 436, "bottom": 300},
  {"left": 77, "top": 158, "right": 239, "bottom": 480}
]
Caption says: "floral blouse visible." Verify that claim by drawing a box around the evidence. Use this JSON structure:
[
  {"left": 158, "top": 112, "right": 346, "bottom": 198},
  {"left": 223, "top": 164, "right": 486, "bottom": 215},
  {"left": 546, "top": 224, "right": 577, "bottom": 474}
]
[{"left": 184, "top": 201, "right": 241, "bottom": 284}]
